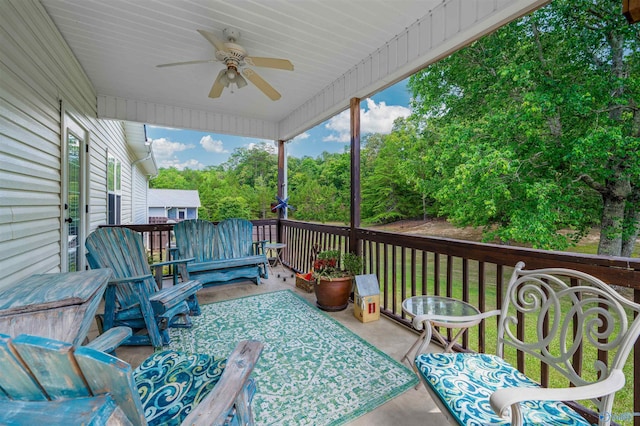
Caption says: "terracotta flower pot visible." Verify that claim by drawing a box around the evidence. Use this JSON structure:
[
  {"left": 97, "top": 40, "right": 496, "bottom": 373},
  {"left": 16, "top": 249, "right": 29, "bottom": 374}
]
[{"left": 314, "top": 276, "right": 353, "bottom": 311}]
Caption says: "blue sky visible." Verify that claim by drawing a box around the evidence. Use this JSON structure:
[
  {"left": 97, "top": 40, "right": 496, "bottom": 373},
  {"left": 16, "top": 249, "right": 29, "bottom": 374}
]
[{"left": 146, "top": 78, "right": 413, "bottom": 169}]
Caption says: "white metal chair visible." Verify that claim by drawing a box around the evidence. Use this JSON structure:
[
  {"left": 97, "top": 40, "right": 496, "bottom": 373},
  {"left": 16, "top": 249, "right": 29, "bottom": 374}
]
[{"left": 414, "top": 261, "right": 640, "bottom": 426}]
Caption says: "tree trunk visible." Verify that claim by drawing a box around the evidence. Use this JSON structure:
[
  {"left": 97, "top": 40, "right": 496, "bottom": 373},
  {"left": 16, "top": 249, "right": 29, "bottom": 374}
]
[
  {"left": 597, "top": 177, "right": 632, "bottom": 257},
  {"left": 597, "top": 23, "right": 637, "bottom": 257},
  {"left": 598, "top": 195, "right": 625, "bottom": 256},
  {"left": 621, "top": 210, "right": 639, "bottom": 257},
  {"left": 621, "top": 188, "right": 640, "bottom": 257}
]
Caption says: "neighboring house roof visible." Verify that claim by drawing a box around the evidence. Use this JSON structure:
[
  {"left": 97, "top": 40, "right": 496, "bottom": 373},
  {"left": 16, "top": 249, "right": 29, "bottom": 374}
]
[{"left": 148, "top": 189, "right": 201, "bottom": 208}]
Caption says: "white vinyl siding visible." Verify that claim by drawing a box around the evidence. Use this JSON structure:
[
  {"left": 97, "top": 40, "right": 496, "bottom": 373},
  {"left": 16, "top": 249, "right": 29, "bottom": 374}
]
[
  {"left": 0, "top": 1, "right": 150, "bottom": 286},
  {"left": 132, "top": 166, "right": 149, "bottom": 224}
]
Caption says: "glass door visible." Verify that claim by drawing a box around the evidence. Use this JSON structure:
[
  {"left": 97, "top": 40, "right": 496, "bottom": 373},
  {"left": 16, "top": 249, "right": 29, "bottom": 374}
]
[{"left": 63, "top": 112, "right": 87, "bottom": 272}]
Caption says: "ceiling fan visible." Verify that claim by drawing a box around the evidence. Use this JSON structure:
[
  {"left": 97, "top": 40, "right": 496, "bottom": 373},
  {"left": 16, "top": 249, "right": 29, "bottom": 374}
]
[{"left": 156, "top": 28, "right": 293, "bottom": 101}]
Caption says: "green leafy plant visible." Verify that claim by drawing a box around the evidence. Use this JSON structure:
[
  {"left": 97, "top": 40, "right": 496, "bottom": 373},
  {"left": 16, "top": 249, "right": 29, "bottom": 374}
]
[{"left": 312, "top": 250, "right": 363, "bottom": 280}]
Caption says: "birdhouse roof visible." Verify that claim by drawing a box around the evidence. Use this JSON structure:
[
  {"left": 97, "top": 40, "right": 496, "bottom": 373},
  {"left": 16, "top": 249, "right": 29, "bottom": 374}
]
[{"left": 354, "top": 274, "right": 380, "bottom": 296}]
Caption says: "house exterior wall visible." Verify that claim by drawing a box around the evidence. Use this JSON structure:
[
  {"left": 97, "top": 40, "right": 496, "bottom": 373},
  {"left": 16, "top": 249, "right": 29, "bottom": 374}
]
[
  {"left": 132, "top": 166, "right": 149, "bottom": 224},
  {"left": 166, "top": 207, "right": 198, "bottom": 220},
  {"left": 0, "top": 0, "right": 149, "bottom": 285},
  {"left": 149, "top": 207, "right": 166, "bottom": 218}
]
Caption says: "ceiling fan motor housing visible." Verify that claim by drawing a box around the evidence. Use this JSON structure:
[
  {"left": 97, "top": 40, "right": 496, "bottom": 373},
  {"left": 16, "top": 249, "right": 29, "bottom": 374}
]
[{"left": 223, "top": 28, "right": 241, "bottom": 42}]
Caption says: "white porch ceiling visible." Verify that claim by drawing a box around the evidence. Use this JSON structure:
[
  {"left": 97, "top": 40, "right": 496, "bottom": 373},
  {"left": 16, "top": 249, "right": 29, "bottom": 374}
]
[{"left": 40, "top": 0, "right": 548, "bottom": 141}]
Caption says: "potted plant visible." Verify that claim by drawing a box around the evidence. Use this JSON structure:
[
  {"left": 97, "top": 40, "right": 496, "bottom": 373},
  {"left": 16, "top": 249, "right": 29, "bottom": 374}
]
[{"left": 312, "top": 249, "right": 363, "bottom": 311}]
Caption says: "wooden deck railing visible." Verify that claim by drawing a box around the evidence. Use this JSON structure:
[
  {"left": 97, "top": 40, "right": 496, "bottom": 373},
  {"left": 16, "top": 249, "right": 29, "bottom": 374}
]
[
  {"left": 110, "top": 218, "right": 640, "bottom": 422},
  {"left": 278, "top": 219, "right": 640, "bottom": 423}
]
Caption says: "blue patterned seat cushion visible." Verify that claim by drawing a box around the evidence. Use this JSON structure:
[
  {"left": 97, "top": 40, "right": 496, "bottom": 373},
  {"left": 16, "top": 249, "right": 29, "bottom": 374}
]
[
  {"left": 134, "top": 350, "right": 254, "bottom": 426},
  {"left": 415, "top": 353, "right": 591, "bottom": 426}
]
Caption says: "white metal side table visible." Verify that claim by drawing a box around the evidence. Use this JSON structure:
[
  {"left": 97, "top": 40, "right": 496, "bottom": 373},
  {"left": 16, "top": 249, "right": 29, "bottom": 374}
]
[
  {"left": 401, "top": 295, "right": 482, "bottom": 371},
  {"left": 264, "top": 242, "right": 286, "bottom": 270}
]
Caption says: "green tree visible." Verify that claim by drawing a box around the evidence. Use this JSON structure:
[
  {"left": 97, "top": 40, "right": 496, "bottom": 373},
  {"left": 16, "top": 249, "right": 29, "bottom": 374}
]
[
  {"left": 150, "top": 168, "right": 193, "bottom": 189},
  {"left": 408, "top": 0, "right": 639, "bottom": 254},
  {"left": 361, "top": 131, "right": 424, "bottom": 223},
  {"left": 197, "top": 167, "right": 232, "bottom": 221},
  {"left": 216, "top": 196, "right": 251, "bottom": 220},
  {"left": 223, "top": 144, "right": 277, "bottom": 188}
]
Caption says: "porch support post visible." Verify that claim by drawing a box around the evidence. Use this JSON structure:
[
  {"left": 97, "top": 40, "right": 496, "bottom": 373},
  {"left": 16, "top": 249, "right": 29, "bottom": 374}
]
[
  {"left": 350, "top": 97, "right": 361, "bottom": 255},
  {"left": 277, "top": 139, "right": 287, "bottom": 242}
]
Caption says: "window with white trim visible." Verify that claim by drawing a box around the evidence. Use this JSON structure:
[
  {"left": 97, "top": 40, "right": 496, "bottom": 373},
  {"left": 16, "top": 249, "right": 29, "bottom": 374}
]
[{"left": 107, "top": 155, "right": 122, "bottom": 225}]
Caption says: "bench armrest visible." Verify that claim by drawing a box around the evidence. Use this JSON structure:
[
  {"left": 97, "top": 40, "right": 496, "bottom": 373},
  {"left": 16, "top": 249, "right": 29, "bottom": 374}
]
[
  {"left": 151, "top": 257, "right": 195, "bottom": 268},
  {"left": 182, "top": 340, "right": 264, "bottom": 426},
  {"left": 253, "top": 240, "right": 267, "bottom": 254},
  {"left": 489, "top": 370, "right": 626, "bottom": 425},
  {"left": 84, "top": 327, "right": 133, "bottom": 353}
]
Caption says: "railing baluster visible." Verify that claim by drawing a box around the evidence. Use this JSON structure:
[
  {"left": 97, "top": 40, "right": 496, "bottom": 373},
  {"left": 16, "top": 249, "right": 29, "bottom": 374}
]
[
  {"left": 462, "top": 258, "right": 469, "bottom": 348},
  {"left": 410, "top": 249, "right": 417, "bottom": 298},
  {"left": 478, "top": 261, "right": 486, "bottom": 353},
  {"left": 496, "top": 264, "right": 503, "bottom": 348},
  {"left": 400, "top": 247, "right": 406, "bottom": 317},
  {"left": 446, "top": 256, "right": 453, "bottom": 341},
  {"left": 392, "top": 244, "right": 398, "bottom": 316},
  {"left": 571, "top": 277, "right": 582, "bottom": 383},
  {"left": 434, "top": 253, "right": 441, "bottom": 297},
  {"left": 383, "top": 243, "right": 389, "bottom": 311},
  {"left": 422, "top": 251, "right": 428, "bottom": 296},
  {"left": 376, "top": 242, "right": 381, "bottom": 288}
]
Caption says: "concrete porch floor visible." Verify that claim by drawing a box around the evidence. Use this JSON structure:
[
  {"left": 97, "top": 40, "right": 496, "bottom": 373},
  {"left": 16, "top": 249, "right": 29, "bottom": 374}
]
[{"left": 99, "top": 265, "right": 448, "bottom": 425}]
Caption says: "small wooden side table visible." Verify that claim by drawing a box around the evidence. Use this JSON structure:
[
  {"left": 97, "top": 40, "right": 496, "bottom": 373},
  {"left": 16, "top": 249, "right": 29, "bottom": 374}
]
[{"left": 0, "top": 269, "right": 111, "bottom": 346}]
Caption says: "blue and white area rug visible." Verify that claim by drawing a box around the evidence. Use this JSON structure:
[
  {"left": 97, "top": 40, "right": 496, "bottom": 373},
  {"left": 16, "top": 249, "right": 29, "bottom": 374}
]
[{"left": 167, "top": 290, "right": 418, "bottom": 425}]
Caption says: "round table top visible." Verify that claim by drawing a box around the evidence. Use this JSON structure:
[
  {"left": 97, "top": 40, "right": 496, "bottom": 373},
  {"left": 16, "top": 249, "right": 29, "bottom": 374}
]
[
  {"left": 264, "top": 242, "right": 286, "bottom": 249},
  {"left": 402, "top": 295, "right": 480, "bottom": 324}
]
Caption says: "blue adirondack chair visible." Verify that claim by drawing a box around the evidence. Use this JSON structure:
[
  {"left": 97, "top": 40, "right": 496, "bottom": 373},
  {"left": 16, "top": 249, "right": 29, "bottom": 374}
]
[
  {"left": 173, "top": 218, "right": 268, "bottom": 287},
  {"left": 0, "top": 329, "right": 263, "bottom": 425},
  {"left": 86, "top": 227, "right": 202, "bottom": 349}
]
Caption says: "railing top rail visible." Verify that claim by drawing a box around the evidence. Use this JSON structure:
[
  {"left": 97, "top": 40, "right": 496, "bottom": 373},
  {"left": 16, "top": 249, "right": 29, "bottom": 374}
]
[
  {"left": 99, "top": 223, "right": 175, "bottom": 232},
  {"left": 355, "top": 228, "right": 640, "bottom": 288},
  {"left": 277, "top": 222, "right": 640, "bottom": 288},
  {"left": 281, "top": 219, "right": 350, "bottom": 236}
]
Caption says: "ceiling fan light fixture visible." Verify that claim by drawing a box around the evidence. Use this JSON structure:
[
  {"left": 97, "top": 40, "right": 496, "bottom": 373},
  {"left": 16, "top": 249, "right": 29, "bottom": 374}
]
[{"left": 235, "top": 74, "right": 248, "bottom": 88}]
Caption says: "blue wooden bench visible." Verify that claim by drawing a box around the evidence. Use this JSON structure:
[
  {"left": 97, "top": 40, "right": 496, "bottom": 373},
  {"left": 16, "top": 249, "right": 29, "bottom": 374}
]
[
  {"left": 414, "top": 262, "right": 640, "bottom": 426},
  {"left": 0, "top": 328, "right": 263, "bottom": 425},
  {"left": 173, "top": 218, "right": 269, "bottom": 287}
]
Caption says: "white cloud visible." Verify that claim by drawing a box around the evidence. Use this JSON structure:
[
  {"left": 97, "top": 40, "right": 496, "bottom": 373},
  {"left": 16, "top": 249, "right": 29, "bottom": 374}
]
[
  {"left": 200, "top": 135, "right": 227, "bottom": 153},
  {"left": 323, "top": 98, "right": 411, "bottom": 143},
  {"left": 149, "top": 137, "right": 201, "bottom": 169},
  {"left": 292, "top": 132, "right": 310, "bottom": 142},
  {"left": 150, "top": 137, "right": 194, "bottom": 159},
  {"left": 159, "top": 158, "right": 205, "bottom": 171}
]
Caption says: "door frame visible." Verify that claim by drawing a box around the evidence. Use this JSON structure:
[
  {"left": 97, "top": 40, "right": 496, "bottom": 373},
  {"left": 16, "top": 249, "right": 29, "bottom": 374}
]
[{"left": 61, "top": 103, "right": 89, "bottom": 272}]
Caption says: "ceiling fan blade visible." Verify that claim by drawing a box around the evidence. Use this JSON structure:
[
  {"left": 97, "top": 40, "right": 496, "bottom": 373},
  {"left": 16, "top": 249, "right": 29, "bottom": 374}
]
[
  {"left": 242, "top": 68, "right": 281, "bottom": 101},
  {"left": 197, "top": 29, "right": 228, "bottom": 53},
  {"left": 209, "top": 70, "right": 227, "bottom": 98},
  {"left": 245, "top": 57, "right": 294, "bottom": 71},
  {"left": 156, "top": 59, "right": 216, "bottom": 68}
]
